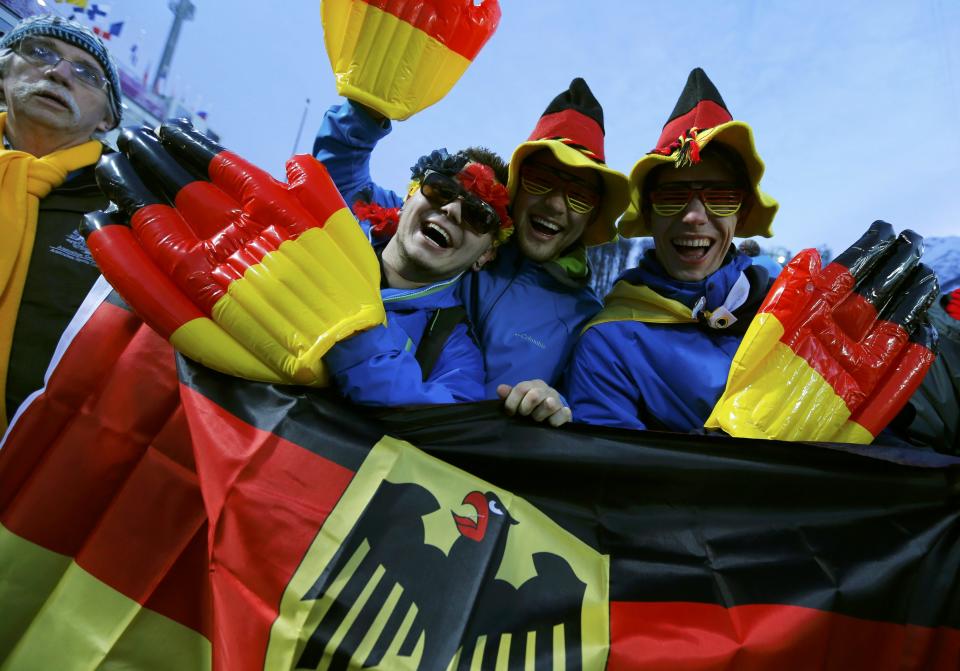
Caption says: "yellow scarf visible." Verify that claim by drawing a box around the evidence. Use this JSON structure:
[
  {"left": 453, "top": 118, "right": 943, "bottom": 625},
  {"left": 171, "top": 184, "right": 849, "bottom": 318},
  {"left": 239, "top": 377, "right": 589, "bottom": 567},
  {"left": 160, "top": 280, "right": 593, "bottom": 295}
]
[
  {"left": 0, "top": 112, "right": 102, "bottom": 429},
  {"left": 582, "top": 279, "right": 697, "bottom": 334}
]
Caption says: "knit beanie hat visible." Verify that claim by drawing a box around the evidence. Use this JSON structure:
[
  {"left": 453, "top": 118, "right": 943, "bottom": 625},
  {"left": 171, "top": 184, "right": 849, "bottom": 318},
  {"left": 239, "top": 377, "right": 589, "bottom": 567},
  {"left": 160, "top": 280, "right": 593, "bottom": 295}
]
[{"left": 1, "top": 14, "right": 122, "bottom": 128}]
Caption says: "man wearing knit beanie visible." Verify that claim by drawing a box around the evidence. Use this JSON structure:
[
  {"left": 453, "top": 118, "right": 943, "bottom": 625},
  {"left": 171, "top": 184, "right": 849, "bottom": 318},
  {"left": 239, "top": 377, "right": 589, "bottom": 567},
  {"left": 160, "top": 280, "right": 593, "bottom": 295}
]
[{"left": 0, "top": 14, "right": 122, "bottom": 429}]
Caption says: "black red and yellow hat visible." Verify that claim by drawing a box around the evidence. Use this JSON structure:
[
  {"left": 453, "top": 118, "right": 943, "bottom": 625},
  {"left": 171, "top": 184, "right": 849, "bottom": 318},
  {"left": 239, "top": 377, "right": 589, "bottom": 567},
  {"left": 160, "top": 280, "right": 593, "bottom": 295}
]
[
  {"left": 507, "top": 78, "right": 630, "bottom": 246},
  {"left": 618, "top": 68, "right": 778, "bottom": 239}
]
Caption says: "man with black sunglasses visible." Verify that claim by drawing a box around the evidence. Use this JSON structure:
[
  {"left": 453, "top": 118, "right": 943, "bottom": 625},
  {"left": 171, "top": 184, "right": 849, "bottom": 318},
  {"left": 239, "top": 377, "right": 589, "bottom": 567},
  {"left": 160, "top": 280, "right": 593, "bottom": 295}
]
[
  {"left": 0, "top": 15, "right": 122, "bottom": 431},
  {"left": 313, "top": 102, "right": 522, "bottom": 409}
]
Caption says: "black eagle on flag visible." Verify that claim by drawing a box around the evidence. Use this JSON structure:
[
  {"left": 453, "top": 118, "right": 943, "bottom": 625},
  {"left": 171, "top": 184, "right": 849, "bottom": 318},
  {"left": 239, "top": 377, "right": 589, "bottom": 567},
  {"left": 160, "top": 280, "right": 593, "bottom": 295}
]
[{"left": 295, "top": 480, "right": 587, "bottom": 669}]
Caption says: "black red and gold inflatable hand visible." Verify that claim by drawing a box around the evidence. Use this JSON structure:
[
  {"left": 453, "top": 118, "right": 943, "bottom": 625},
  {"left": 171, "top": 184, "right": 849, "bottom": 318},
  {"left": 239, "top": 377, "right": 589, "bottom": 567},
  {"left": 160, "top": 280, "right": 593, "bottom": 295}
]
[
  {"left": 82, "top": 121, "right": 384, "bottom": 385},
  {"left": 322, "top": 0, "right": 501, "bottom": 120},
  {"left": 706, "top": 221, "right": 939, "bottom": 443}
]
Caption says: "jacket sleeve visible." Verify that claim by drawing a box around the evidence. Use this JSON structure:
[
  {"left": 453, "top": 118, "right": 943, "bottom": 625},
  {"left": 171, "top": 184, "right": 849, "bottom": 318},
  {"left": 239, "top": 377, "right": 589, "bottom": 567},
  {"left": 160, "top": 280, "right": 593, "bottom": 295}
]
[
  {"left": 324, "top": 321, "right": 485, "bottom": 406},
  {"left": 564, "top": 326, "right": 648, "bottom": 431},
  {"left": 312, "top": 100, "right": 403, "bottom": 209}
]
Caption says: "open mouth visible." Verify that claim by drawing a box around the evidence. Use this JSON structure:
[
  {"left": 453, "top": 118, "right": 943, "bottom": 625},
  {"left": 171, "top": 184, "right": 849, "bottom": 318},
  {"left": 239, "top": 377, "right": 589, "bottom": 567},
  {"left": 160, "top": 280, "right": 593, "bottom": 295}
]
[
  {"left": 529, "top": 216, "right": 561, "bottom": 238},
  {"left": 421, "top": 221, "right": 452, "bottom": 249},
  {"left": 672, "top": 238, "right": 713, "bottom": 262},
  {"left": 34, "top": 90, "right": 71, "bottom": 111}
]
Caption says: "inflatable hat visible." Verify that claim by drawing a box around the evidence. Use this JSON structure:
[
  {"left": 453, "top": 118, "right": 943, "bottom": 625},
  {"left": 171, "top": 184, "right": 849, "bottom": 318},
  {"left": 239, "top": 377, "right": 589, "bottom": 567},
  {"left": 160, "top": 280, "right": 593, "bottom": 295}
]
[
  {"left": 619, "top": 68, "right": 778, "bottom": 239},
  {"left": 507, "top": 78, "right": 630, "bottom": 246},
  {"left": 321, "top": 0, "right": 501, "bottom": 120}
]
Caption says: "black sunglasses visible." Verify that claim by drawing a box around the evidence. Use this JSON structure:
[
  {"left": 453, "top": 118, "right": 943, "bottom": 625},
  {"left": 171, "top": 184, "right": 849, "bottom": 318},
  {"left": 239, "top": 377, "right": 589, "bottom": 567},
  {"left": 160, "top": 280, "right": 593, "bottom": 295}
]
[{"left": 420, "top": 170, "right": 501, "bottom": 235}]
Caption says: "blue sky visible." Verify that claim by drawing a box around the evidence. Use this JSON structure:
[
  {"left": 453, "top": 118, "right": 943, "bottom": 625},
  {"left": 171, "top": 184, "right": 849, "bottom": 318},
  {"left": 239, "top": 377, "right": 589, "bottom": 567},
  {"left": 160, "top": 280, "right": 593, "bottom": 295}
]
[{"left": 37, "top": 0, "right": 960, "bottom": 256}]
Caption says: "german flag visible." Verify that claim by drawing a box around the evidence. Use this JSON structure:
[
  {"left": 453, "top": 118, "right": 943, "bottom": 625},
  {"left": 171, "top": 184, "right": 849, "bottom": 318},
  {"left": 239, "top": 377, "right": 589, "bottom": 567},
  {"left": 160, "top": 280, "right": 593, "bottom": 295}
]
[
  {"left": 321, "top": 0, "right": 502, "bottom": 120},
  {"left": 0, "top": 287, "right": 210, "bottom": 669},
  {"left": 1, "top": 293, "right": 958, "bottom": 669}
]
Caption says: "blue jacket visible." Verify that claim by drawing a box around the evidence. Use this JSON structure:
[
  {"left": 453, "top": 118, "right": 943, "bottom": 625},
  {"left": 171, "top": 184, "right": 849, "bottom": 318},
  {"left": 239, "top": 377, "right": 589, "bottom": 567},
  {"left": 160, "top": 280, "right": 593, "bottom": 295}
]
[
  {"left": 314, "top": 100, "right": 601, "bottom": 397},
  {"left": 315, "top": 101, "right": 484, "bottom": 406},
  {"left": 565, "top": 250, "right": 770, "bottom": 432},
  {"left": 459, "top": 243, "right": 602, "bottom": 396},
  {"left": 325, "top": 273, "right": 485, "bottom": 406},
  {"left": 313, "top": 99, "right": 402, "bottom": 211}
]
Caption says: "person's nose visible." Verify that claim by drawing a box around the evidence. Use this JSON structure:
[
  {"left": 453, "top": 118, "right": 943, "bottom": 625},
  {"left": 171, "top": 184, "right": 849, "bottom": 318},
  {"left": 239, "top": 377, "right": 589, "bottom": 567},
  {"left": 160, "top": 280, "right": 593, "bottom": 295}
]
[
  {"left": 543, "top": 187, "right": 566, "bottom": 215},
  {"left": 44, "top": 58, "right": 74, "bottom": 86},
  {"left": 681, "top": 194, "right": 709, "bottom": 225},
  {"left": 441, "top": 199, "right": 463, "bottom": 226}
]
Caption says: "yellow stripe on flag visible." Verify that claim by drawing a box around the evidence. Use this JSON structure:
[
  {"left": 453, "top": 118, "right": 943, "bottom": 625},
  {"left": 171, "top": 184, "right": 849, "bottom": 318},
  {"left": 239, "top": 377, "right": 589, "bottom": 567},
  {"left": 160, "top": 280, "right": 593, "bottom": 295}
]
[
  {"left": 0, "top": 523, "right": 72, "bottom": 656},
  {"left": 0, "top": 525, "right": 210, "bottom": 670},
  {"left": 323, "top": 1, "right": 472, "bottom": 120}
]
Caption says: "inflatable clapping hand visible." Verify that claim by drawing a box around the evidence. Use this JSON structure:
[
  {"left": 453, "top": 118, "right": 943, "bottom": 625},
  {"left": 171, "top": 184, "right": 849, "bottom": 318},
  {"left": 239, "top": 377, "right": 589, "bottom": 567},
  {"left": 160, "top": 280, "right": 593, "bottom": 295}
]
[
  {"left": 82, "top": 121, "right": 385, "bottom": 386},
  {"left": 322, "top": 0, "right": 501, "bottom": 120},
  {"left": 706, "top": 221, "right": 939, "bottom": 443}
]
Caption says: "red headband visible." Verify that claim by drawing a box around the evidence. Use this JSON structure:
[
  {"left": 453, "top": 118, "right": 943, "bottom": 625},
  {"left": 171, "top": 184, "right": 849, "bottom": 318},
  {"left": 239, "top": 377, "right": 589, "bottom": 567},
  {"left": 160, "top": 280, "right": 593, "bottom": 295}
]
[{"left": 456, "top": 163, "right": 512, "bottom": 230}]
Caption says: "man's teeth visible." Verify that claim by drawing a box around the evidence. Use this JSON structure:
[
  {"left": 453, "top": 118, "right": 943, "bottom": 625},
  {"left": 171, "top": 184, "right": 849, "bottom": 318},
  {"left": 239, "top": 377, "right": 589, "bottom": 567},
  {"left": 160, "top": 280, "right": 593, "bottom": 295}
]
[
  {"left": 426, "top": 222, "right": 451, "bottom": 246},
  {"left": 673, "top": 238, "right": 712, "bottom": 248},
  {"left": 532, "top": 217, "right": 560, "bottom": 233}
]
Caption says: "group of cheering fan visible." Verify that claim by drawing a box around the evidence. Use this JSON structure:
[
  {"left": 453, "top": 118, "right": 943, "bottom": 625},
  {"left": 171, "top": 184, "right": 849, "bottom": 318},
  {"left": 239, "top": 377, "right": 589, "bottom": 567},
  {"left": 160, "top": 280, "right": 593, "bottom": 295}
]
[{"left": 1, "top": 14, "right": 957, "bottom": 453}]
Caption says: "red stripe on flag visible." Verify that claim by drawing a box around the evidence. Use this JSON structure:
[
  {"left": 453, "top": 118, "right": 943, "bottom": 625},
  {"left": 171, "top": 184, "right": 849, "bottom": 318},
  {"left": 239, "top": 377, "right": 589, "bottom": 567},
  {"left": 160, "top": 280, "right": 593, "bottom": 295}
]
[
  {"left": 833, "top": 289, "right": 880, "bottom": 342},
  {"left": 609, "top": 601, "right": 960, "bottom": 670},
  {"left": 142, "top": 522, "right": 212, "bottom": 638},
  {"left": 178, "top": 383, "right": 357, "bottom": 671},
  {"left": 358, "top": 0, "right": 500, "bottom": 60},
  {"left": 0, "top": 302, "right": 140, "bottom": 505},
  {"left": 74, "top": 406, "right": 204, "bottom": 603},
  {"left": 1, "top": 323, "right": 181, "bottom": 556}
]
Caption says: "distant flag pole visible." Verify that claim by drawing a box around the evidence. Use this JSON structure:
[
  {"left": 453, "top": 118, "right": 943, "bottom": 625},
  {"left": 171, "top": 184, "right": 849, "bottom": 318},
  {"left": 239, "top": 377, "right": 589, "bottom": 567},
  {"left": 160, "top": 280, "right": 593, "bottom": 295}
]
[{"left": 292, "top": 98, "right": 311, "bottom": 155}]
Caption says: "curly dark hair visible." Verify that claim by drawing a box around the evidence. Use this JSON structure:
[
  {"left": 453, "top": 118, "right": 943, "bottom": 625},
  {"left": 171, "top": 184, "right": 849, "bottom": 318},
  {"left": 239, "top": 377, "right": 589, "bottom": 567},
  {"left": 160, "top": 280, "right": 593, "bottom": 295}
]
[{"left": 409, "top": 146, "right": 508, "bottom": 186}]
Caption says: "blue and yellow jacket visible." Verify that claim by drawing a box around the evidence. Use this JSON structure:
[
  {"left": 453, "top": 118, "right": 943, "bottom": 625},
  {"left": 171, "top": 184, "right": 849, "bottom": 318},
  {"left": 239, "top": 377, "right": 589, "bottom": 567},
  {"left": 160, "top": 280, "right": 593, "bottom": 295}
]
[
  {"left": 565, "top": 250, "right": 771, "bottom": 431},
  {"left": 315, "top": 100, "right": 483, "bottom": 406}
]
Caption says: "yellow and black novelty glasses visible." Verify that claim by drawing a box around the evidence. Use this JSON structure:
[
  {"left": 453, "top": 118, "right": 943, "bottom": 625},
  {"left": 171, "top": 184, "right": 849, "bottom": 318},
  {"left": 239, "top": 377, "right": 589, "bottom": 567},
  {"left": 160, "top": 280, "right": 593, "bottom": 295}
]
[
  {"left": 520, "top": 164, "right": 601, "bottom": 215},
  {"left": 649, "top": 184, "right": 745, "bottom": 218}
]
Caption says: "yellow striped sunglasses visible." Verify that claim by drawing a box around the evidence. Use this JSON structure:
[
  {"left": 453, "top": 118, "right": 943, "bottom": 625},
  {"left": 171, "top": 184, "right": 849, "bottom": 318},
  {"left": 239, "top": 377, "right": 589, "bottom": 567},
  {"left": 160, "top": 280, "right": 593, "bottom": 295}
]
[
  {"left": 649, "top": 184, "right": 745, "bottom": 217},
  {"left": 520, "top": 164, "right": 601, "bottom": 215}
]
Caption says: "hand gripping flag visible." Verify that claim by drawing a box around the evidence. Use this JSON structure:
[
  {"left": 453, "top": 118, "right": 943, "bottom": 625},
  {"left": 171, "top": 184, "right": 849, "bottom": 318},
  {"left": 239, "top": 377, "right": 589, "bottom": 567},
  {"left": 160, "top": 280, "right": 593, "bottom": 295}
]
[
  {"left": 321, "top": 0, "right": 501, "bottom": 120},
  {"left": 707, "top": 221, "right": 940, "bottom": 443},
  {"left": 82, "top": 121, "right": 385, "bottom": 386}
]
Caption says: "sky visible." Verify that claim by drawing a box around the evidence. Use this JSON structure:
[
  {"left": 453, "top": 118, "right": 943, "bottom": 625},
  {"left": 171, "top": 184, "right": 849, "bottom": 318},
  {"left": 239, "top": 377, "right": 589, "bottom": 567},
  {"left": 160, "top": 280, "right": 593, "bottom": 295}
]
[{"left": 24, "top": 0, "right": 960, "bottom": 256}]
